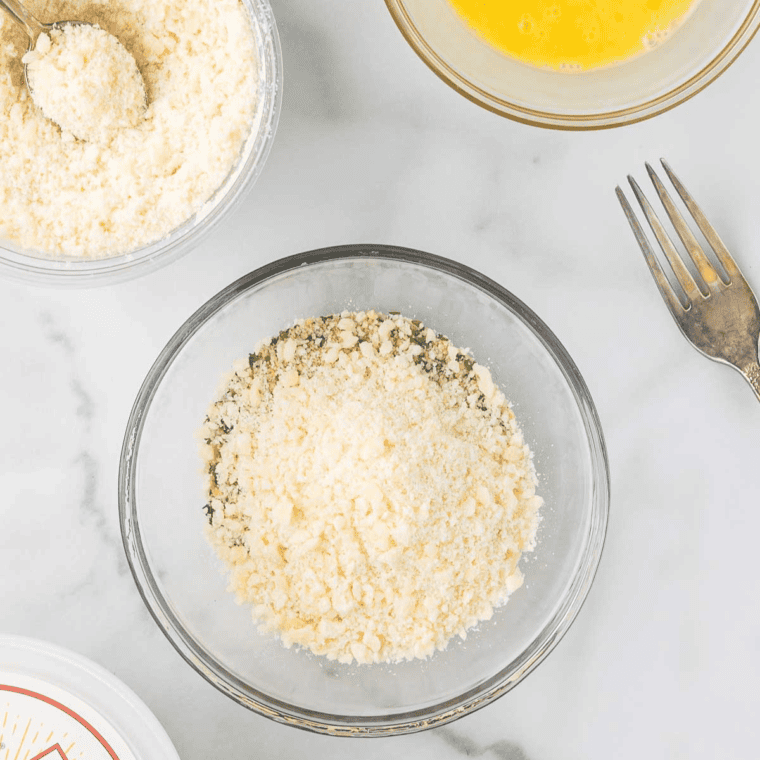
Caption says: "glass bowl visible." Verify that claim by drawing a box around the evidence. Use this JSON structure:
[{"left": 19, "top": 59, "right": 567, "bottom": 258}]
[
  {"left": 0, "top": 0, "right": 282, "bottom": 287},
  {"left": 385, "top": 0, "right": 760, "bottom": 129},
  {"left": 119, "top": 245, "right": 609, "bottom": 736}
]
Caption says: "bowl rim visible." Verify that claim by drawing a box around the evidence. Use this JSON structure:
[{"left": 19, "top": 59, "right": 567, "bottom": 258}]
[
  {"left": 118, "top": 244, "right": 610, "bottom": 736},
  {"left": 384, "top": 0, "right": 760, "bottom": 130},
  {"left": 0, "top": 0, "right": 283, "bottom": 287}
]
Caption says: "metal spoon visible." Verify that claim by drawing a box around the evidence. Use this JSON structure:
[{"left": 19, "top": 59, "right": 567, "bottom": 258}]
[
  {"left": 0, "top": 0, "right": 147, "bottom": 136},
  {"left": 1, "top": 0, "right": 89, "bottom": 97}
]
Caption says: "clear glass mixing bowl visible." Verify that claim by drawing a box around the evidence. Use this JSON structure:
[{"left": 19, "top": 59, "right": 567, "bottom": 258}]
[
  {"left": 119, "top": 245, "right": 609, "bottom": 735},
  {"left": 0, "top": 0, "right": 282, "bottom": 287},
  {"left": 385, "top": 0, "right": 760, "bottom": 129}
]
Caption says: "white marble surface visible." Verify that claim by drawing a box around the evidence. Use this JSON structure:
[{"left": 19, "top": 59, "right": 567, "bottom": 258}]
[{"left": 2, "top": 1, "right": 760, "bottom": 758}]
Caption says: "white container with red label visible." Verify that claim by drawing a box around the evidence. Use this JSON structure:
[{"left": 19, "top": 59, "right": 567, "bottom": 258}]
[{"left": 0, "top": 636, "right": 179, "bottom": 760}]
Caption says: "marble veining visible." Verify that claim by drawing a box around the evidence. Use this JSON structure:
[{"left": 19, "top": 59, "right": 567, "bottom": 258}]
[
  {"left": 37, "top": 310, "right": 125, "bottom": 569},
  {"left": 436, "top": 727, "right": 531, "bottom": 759}
]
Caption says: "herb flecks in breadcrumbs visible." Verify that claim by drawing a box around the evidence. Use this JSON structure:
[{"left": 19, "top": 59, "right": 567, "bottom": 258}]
[{"left": 199, "top": 311, "right": 542, "bottom": 664}]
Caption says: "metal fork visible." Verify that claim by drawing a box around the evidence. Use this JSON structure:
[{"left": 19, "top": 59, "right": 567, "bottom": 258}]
[{"left": 616, "top": 160, "right": 760, "bottom": 403}]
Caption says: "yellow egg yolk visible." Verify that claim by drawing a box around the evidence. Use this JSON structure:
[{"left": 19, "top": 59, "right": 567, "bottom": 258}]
[{"left": 447, "top": 0, "right": 700, "bottom": 71}]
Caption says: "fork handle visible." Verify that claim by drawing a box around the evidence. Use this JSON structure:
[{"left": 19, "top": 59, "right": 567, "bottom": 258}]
[{"left": 742, "top": 362, "right": 760, "bottom": 403}]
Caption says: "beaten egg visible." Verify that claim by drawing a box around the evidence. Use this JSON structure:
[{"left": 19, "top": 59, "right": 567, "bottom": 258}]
[{"left": 447, "top": 0, "right": 700, "bottom": 71}]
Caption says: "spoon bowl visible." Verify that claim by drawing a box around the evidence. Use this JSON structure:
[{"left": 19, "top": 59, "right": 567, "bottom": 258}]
[
  {"left": 0, "top": 0, "right": 147, "bottom": 138},
  {"left": 21, "top": 20, "right": 86, "bottom": 103}
]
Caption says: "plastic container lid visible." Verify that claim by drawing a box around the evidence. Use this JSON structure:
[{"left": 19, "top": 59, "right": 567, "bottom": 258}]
[{"left": 0, "top": 636, "right": 179, "bottom": 760}]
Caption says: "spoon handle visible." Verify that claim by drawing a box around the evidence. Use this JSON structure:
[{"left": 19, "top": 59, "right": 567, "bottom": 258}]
[{"left": 0, "top": 0, "right": 48, "bottom": 45}]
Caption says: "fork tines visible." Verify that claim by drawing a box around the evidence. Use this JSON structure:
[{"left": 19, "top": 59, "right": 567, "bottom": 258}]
[
  {"left": 616, "top": 159, "right": 760, "bottom": 404},
  {"left": 617, "top": 160, "right": 741, "bottom": 310}
]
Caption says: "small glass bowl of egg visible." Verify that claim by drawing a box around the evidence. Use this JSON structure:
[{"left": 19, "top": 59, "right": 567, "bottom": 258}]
[{"left": 385, "top": 0, "right": 760, "bottom": 129}]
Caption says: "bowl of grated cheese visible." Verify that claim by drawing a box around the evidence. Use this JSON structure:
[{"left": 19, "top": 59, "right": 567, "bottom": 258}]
[
  {"left": 0, "top": 0, "right": 282, "bottom": 286},
  {"left": 119, "top": 244, "right": 609, "bottom": 735}
]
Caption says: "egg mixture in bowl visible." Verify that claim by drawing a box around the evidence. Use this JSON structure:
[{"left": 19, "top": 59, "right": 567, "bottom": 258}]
[
  {"left": 385, "top": 0, "right": 760, "bottom": 128},
  {"left": 447, "top": 0, "right": 700, "bottom": 71}
]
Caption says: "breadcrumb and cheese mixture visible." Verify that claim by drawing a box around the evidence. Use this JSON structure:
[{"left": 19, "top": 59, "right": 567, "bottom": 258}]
[
  {"left": 24, "top": 23, "right": 147, "bottom": 144},
  {"left": 0, "top": 0, "right": 258, "bottom": 257},
  {"left": 200, "top": 311, "right": 543, "bottom": 665}
]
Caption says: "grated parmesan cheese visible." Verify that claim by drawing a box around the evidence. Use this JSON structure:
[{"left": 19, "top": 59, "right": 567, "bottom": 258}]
[
  {"left": 0, "top": 0, "right": 258, "bottom": 257},
  {"left": 24, "top": 24, "right": 147, "bottom": 144},
  {"left": 200, "top": 311, "right": 543, "bottom": 664}
]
